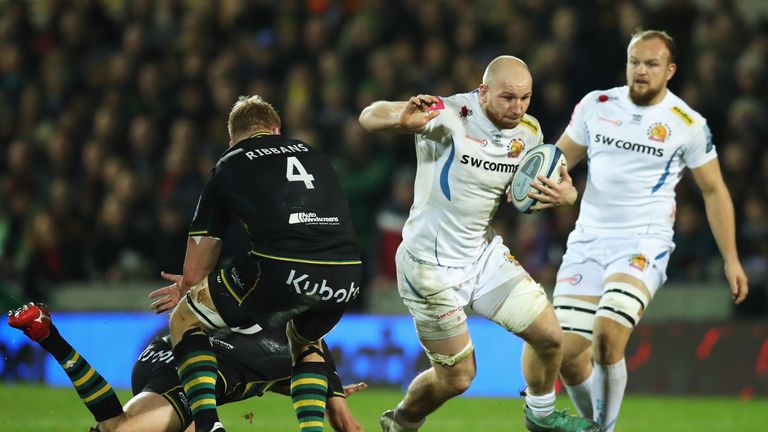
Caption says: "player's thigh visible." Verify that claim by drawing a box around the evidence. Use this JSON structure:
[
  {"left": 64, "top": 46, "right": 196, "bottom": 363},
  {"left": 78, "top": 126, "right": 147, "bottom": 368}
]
[
  {"left": 603, "top": 236, "right": 672, "bottom": 297},
  {"left": 112, "top": 392, "right": 183, "bottom": 432},
  {"left": 287, "top": 263, "right": 362, "bottom": 343},
  {"left": 471, "top": 239, "right": 549, "bottom": 335},
  {"left": 168, "top": 287, "right": 212, "bottom": 345},
  {"left": 395, "top": 245, "right": 471, "bottom": 341}
]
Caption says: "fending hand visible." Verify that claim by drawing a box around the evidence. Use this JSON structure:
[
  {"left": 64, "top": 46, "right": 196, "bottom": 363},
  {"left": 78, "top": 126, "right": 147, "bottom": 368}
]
[
  {"left": 399, "top": 94, "right": 441, "bottom": 130},
  {"left": 342, "top": 382, "right": 368, "bottom": 397},
  {"left": 148, "top": 271, "right": 183, "bottom": 313}
]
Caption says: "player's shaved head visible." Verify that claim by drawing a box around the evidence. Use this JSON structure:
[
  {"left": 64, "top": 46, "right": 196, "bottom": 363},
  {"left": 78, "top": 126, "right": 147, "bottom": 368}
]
[
  {"left": 482, "top": 56, "right": 531, "bottom": 87},
  {"left": 479, "top": 56, "right": 533, "bottom": 129}
]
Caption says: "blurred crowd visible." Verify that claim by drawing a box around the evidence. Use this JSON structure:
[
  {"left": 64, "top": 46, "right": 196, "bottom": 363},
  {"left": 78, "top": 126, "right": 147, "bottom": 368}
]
[{"left": 0, "top": 0, "right": 766, "bottom": 314}]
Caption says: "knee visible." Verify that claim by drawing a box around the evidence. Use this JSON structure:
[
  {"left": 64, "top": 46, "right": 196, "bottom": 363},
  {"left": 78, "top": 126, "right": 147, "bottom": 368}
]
[
  {"left": 560, "top": 349, "right": 591, "bottom": 384},
  {"left": 532, "top": 327, "right": 563, "bottom": 357},
  {"left": 593, "top": 332, "right": 623, "bottom": 364},
  {"left": 440, "top": 365, "right": 476, "bottom": 397}
]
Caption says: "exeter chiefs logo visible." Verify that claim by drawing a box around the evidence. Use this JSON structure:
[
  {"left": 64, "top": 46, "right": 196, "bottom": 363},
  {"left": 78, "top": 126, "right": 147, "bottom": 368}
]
[
  {"left": 629, "top": 254, "right": 648, "bottom": 271},
  {"left": 647, "top": 123, "right": 670, "bottom": 143},
  {"left": 507, "top": 138, "right": 525, "bottom": 158},
  {"left": 504, "top": 252, "right": 521, "bottom": 266}
]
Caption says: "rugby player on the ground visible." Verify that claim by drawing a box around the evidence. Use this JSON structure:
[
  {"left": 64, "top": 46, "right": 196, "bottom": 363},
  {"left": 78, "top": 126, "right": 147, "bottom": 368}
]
[{"left": 8, "top": 302, "right": 365, "bottom": 432}]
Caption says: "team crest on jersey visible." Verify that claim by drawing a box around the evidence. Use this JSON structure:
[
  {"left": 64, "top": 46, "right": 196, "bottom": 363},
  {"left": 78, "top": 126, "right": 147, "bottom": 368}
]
[
  {"left": 629, "top": 254, "right": 648, "bottom": 271},
  {"left": 459, "top": 105, "right": 473, "bottom": 118},
  {"left": 504, "top": 252, "right": 521, "bottom": 266},
  {"left": 507, "top": 139, "right": 525, "bottom": 158},
  {"left": 647, "top": 123, "right": 671, "bottom": 143}
]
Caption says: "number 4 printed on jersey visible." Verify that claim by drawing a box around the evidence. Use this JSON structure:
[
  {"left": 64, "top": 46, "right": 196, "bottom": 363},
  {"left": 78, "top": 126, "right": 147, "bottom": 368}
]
[{"left": 286, "top": 156, "right": 315, "bottom": 189}]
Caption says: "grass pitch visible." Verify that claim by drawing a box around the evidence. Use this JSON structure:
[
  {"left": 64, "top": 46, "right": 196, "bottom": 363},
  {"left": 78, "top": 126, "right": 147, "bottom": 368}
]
[{"left": 0, "top": 383, "right": 766, "bottom": 431}]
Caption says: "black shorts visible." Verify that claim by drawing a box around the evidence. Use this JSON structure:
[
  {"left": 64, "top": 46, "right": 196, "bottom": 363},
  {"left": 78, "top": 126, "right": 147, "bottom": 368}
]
[{"left": 208, "top": 253, "right": 362, "bottom": 342}]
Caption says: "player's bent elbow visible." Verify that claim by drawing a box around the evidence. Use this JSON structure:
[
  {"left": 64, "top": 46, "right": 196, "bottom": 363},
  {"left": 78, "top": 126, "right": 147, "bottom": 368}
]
[{"left": 358, "top": 109, "right": 380, "bottom": 132}]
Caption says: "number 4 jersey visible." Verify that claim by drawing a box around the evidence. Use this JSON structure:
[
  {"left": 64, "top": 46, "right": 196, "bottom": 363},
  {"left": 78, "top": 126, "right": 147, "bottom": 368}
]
[{"left": 190, "top": 133, "right": 360, "bottom": 263}]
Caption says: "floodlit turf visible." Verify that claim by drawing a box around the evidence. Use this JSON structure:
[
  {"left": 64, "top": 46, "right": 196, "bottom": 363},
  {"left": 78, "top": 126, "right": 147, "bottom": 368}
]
[{"left": 0, "top": 383, "right": 766, "bottom": 431}]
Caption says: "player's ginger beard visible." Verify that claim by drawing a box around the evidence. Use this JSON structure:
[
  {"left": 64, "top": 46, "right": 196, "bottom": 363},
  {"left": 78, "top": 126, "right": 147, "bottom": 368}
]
[{"left": 627, "top": 38, "right": 676, "bottom": 106}]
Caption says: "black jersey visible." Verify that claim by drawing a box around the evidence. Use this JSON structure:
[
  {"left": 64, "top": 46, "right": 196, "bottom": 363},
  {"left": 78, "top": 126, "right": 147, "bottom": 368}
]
[{"left": 190, "top": 134, "right": 360, "bottom": 263}]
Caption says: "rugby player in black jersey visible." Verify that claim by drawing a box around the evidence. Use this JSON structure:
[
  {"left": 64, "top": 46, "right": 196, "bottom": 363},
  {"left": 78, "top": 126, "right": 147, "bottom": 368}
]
[
  {"left": 147, "top": 95, "right": 362, "bottom": 432},
  {"left": 8, "top": 302, "right": 365, "bottom": 432}
]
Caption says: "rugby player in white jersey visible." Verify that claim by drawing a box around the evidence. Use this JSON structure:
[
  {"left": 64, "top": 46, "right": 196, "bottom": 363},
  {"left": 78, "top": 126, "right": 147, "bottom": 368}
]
[
  {"left": 534, "top": 30, "right": 749, "bottom": 431},
  {"left": 359, "top": 56, "right": 601, "bottom": 432}
]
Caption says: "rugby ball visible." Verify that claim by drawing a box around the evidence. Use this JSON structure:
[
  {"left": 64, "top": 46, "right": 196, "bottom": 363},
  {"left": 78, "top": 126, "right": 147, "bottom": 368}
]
[{"left": 509, "top": 144, "right": 567, "bottom": 213}]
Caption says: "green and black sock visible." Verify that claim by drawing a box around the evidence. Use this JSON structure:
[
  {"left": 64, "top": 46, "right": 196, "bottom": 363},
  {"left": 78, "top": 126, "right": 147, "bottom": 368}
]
[
  {"left": 39, "top": 325, "right": 123, "bottom": 421},
  {"left": 291, "top": 361, "right": 328, "bottom": 432},
  {"left": 173, "top": 328, "right": 221, "bottom": 431}
]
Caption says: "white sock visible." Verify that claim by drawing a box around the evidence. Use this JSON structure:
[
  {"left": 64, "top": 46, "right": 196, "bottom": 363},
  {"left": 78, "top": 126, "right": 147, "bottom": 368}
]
[
  {"left": 565, "top": 368, "right": 594, "bottom": 419},
  {"left": 592, "top": 358, "right": 627, "bottom": 432},
  {"left": 525, "top": 390, "right": 556, "bottom": 418}
]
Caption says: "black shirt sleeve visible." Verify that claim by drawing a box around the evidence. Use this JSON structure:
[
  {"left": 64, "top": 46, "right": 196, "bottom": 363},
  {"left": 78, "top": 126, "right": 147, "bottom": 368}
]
[{"left": 189, "top": 169, "right": 229, "bottom": 239}]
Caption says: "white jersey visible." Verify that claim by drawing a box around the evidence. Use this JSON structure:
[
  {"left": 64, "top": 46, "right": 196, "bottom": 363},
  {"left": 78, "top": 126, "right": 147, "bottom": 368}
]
[
  {"left": 565, "top": 86, "right": 716, "bottom": 238},
  {"left": 402, "top": 90, "right": 544, "bottom": 266}
]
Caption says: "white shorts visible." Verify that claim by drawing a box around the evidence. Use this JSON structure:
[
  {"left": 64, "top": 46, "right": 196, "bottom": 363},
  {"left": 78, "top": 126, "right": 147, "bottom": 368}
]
[
  {"left": 396, "top": 235, "right": 544, "bottom": 340},
  {"left": 553, "top": 229, "right": 674, "bottom": 298}
]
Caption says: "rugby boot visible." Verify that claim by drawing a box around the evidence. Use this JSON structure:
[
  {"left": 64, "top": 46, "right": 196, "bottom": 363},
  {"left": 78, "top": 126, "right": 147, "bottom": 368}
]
[
  {"left": 524, "top": 405, "right": 604, "bottom": 432},
  {"left": 380, "top": 409, "right": 420, "bottom": 431},
  {"left": 8, "top": 302, "right": 51, "bottom": 342}
]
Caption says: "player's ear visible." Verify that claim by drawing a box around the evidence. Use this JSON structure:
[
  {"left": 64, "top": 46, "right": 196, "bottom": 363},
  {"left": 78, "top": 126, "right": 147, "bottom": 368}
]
[
  {"left": 666, "top": 62, "right": 677, "bottom": 81},
  {"left": 228, "top": 139, "right": 234, "bottom": 148},
  {"left": 479, "top": 84, "right": 489, "bottom": 103},
  {"left": 272, "top": 127, "right": 280, "bottom": 135}
]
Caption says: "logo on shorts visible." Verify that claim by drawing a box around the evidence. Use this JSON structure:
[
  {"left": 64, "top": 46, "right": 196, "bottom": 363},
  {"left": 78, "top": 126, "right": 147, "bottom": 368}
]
[
  {"left": 629, "top": 254, "right": 648, "bottom": 271},
  {"left": 230, "top": 267, "right": 245, "bottom": 290},
  {"left": 178, "top": 391, "right": 190, "bottom": 412},
  {"left": 557, "top": 274, "right": 583, "bottom": 285},
  {"left": 286, "top": 269, "right": 359, "bottom": 303},
  {"left": 504, "top": 252, "right": 521, "bottom": 266},
  {"left": 435, "top": 306, "right": 463, "bottom": 320}
]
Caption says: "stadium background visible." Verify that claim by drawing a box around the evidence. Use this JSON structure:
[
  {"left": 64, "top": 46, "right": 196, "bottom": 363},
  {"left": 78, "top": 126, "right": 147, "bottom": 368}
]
[{"left": 0, "top": 0, "right": 767, "bottom": 429}]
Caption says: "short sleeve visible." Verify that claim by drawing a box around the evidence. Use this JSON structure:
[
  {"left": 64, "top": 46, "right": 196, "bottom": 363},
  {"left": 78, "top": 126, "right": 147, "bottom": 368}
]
[
  {"left": 188, "top": 170, "right": 229, "bottom": 239},
  {"left": 420, "top": 96, "right": 451, "bottom": 141},
  {"left": 563, "top": 93, "right": 593, "bottom": 146},
  {"left": 683, "top": 120, "right": 717, "bottom": 169}
]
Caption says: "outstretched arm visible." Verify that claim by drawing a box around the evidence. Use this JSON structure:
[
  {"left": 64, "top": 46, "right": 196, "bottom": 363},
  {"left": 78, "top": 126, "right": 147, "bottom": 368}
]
[
  {"left": 327, "top": 383, "right": 368, "bottom": 432},
  {"left": 691, "top": 158, "right": 749, "bottom": 304},
  {"left": 149, "top": 236, "right": 221, "bottom": 313},
  {"left": 359, "top": 94, "right": 441, "bottom": 134}
]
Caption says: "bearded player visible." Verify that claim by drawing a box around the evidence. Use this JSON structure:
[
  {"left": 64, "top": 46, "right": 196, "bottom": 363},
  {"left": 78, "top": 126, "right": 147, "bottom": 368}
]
[{"left": 529, "top": 29, "right": 749, "bottom": 431}]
